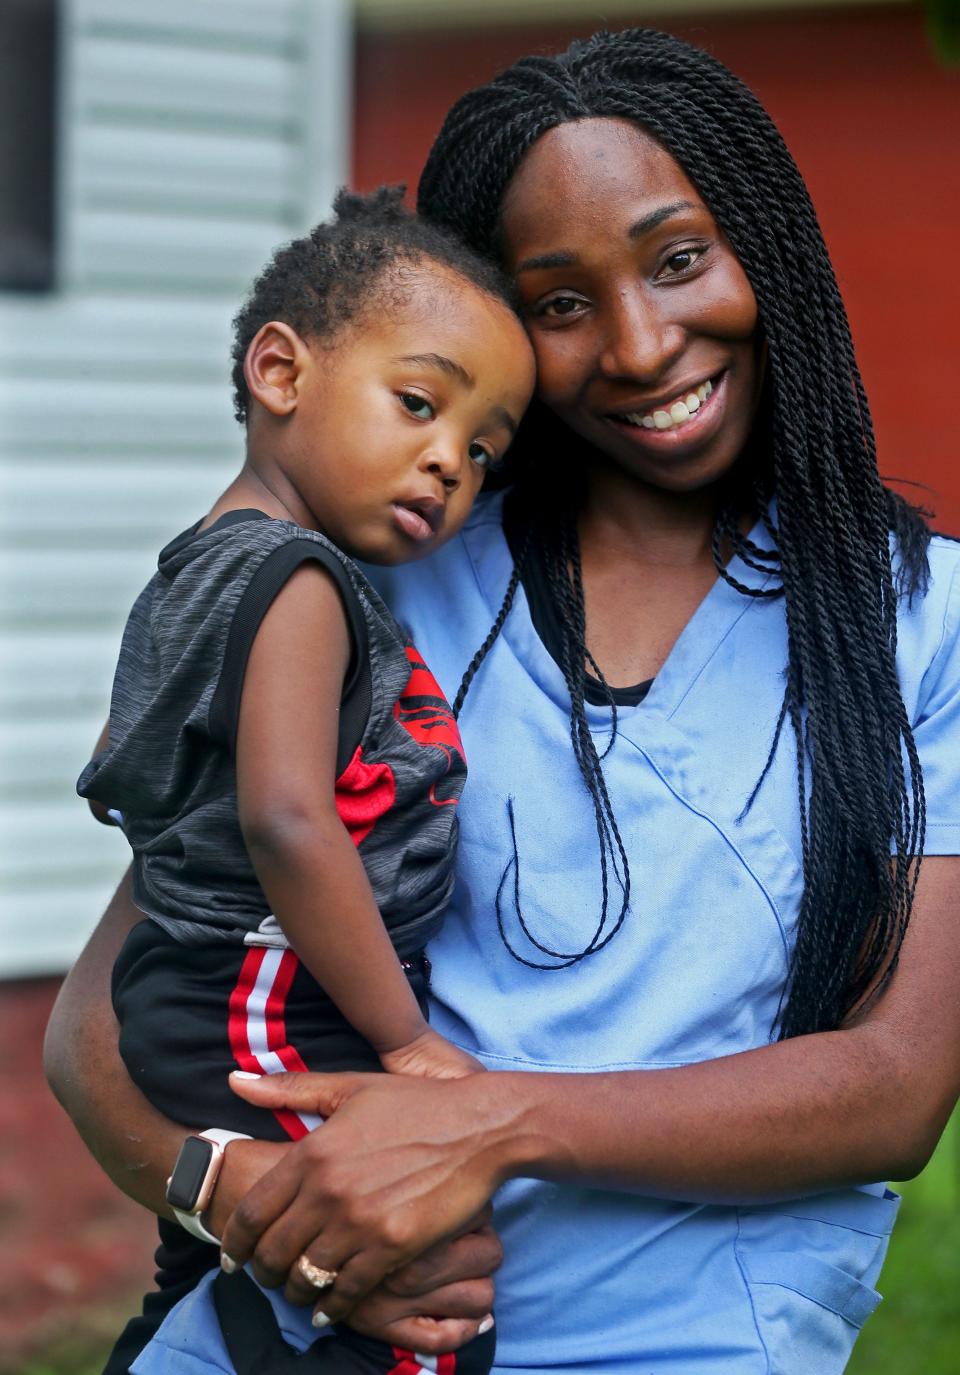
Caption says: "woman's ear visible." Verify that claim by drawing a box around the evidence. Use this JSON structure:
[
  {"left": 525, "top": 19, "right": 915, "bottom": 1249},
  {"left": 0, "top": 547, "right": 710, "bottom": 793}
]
[{"left": 244, "top": 321, "right": 311, "bottom": 417}]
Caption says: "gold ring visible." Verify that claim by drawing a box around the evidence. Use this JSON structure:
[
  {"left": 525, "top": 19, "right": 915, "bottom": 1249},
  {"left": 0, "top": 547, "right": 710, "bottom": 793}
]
[{"left": 297, "top": 1254, "right": 338, "bottom": 1291}]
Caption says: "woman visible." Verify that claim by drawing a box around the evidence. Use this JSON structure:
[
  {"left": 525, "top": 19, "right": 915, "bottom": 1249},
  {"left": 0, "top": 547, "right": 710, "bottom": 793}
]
[{"left": 45, "top": 28, "right": 960, "bottom": 1375}]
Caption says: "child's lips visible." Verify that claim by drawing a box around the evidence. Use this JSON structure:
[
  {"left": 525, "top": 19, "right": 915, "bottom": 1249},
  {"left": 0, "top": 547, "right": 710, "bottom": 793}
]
[{"left": 392, "top": 497, "right": 442, "bottom": 543}]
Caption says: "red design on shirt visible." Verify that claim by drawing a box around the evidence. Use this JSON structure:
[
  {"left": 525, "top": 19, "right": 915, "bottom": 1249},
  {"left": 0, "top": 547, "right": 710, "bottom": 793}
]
[
  {"left": 394, "top": 646, "right": 465, "bottom": 807},
  {"left": 389, "top": 1350, "right": 457, "bottom": 1374},
  {"left": 335, "top": 747, "right": 397, "bottom": 846}
]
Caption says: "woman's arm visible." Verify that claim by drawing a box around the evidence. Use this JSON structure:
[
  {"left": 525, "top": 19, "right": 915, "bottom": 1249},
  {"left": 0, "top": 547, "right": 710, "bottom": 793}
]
[
  {"left": 43, "top": 867, "right": 286, "bottom": 1218},
  {"left": 42, "top": 872, "right": 500, "bottom": 1352},
  {"left": 220, "top": 854, "right": 960, "bottom": 1321},
  {"left": 44, "top": 867, "right": 186, "bottom": 1214}
]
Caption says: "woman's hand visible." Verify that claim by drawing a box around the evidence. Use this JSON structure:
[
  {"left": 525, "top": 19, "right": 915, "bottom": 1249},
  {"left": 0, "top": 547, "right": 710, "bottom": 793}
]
[
  {"left": 204, "top": 1138, "right": 289, "bottom": 1239},
  {"left": 218, "top": 1122, "right": 501, "bottom": 1351},
  {"left": 319, "top": 1220, "right": 500, "bottom": 1354},
  {"left": 219, "top": 1069, "right": 513, "bottom": 1321}
]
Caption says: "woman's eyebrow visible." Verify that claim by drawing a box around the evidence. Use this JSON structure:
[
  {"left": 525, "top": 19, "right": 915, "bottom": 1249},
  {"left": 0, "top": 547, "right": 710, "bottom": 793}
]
[
  {"left": 628, "top": 200, "right": 698, "bottom": 239},
  {"left": 515, "top": 200, "right": 700, "bottom": 275},
  {"left": 515, "top": 249, "right": 577, "bottom": 275},
  {"left": 393, "top": 352, "right": 472, "bottom": 386}
]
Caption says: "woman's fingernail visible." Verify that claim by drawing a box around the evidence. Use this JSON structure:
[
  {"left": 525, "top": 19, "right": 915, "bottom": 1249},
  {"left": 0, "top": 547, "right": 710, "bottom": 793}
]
[
  {"left": 220, "top": 1253, "right": 238, "bottom": 1274},
  {"left": 478, "top": 1314, "right": 495, "bottom": 1335},
  {"left": 311, "top": 1311, "right": 331, "bottom": 1329},
  {"left": 231, "top": 1070, "right": 262, "bottom": 1080}
]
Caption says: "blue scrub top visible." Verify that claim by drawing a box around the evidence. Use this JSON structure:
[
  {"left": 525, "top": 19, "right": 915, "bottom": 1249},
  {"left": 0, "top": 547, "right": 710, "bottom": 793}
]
[{"left": 136, "top": 493, "right": 960, "bottom": 1374}]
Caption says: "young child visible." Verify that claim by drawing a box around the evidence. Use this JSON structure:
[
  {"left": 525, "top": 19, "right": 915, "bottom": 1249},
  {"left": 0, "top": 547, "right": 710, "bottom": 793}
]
[{"left": 77, "top": 187, "right": 535, "bottom": 1374}]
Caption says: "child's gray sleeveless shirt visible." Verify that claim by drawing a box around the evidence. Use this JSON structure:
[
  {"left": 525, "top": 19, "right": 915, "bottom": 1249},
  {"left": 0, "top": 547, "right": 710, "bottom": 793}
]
[{"left": 78, "top": 511, "right": 466, "bottom": 956}]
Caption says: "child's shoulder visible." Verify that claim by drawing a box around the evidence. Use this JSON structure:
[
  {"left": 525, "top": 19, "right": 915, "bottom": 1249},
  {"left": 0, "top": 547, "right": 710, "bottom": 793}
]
[
  {"left": 156, "top": 511, "right": 363, "bottom": 591},
  {"left": 160, "top": 509, "right": 323, "bottom": 565}
]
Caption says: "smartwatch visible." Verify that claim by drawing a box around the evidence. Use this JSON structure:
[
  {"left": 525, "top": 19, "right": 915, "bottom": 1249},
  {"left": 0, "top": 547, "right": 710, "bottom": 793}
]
[{"left": 165, "top": 1128, "right": 252, "bottom": 1245}]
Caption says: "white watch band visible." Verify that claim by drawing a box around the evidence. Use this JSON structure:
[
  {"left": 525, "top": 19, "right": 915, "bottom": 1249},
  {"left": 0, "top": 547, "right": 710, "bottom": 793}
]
[
  {"left": 172, "top": 1128, "right": 252, "bottom": 1246},
  {"left": 199, "top": 1128, "right": 253, "bottom": 1152},
  {"left": 172, "top": 1205, "right": 221, "bottom": 1245}
]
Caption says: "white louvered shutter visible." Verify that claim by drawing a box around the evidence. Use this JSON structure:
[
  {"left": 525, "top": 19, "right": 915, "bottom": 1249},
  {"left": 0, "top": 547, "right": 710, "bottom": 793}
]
[{"left": 0, "top": 0, "right": 351, "bottom": 976}]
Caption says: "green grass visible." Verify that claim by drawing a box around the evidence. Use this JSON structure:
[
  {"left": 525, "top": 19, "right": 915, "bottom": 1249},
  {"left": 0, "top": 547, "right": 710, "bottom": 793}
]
[
  {"left": 18, "top": 1119, "right": 959, "bottom": 1374},
  {"left": 18, "top": 1366, "right": 102, "bottom": 1375},
  {"left": 18, "top": 1351, "right": 109, "bottom": 1375},
  {"left": 849, "top": 1113, "right": 959, "bottom": 1373},
  {"left": 849, "top": 1203, "right": 960, "bottom": 1372}
]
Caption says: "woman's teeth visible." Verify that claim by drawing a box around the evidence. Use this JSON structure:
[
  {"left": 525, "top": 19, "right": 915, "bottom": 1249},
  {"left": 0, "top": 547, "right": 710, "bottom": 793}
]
[{"left": 621, "top": 379, "right": 713, "bottom": 432}]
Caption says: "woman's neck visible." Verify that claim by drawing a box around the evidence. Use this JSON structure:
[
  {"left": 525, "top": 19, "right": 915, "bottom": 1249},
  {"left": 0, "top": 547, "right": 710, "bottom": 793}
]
[{"left": 578, "top": 467, "right": 724, "bottom": 572}]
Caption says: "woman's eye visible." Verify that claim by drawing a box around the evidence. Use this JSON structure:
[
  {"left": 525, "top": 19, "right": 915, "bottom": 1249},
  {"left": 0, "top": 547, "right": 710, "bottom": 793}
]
[
  {"left": 539, "top": 295, "right": 584, "bottom": 319},
  {"left": 399, "top": 392, "right": 434, "bottom": 420},
  {"left": 660, "top": 247, "right": 704, "bottom": 277},
  {"left": 468, "top": 441, "right": 501, "bottom": 471}
]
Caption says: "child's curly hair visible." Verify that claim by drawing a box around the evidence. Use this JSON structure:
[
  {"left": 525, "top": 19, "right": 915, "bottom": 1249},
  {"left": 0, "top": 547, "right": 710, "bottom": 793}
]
[{"left": 230, "top": 185, "right": 518, "bottom": 424}]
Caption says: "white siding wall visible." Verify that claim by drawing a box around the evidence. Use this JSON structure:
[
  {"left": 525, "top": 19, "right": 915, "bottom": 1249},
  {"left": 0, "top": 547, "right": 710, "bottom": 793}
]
[{"left": 0, "top": 0, "right": 352, "bottom": 977}]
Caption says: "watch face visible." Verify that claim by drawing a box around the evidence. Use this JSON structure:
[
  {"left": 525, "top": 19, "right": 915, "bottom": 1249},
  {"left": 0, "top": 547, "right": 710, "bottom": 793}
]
[{"left": 166, "top": 1136, "right": 215, "bottom": 1212}]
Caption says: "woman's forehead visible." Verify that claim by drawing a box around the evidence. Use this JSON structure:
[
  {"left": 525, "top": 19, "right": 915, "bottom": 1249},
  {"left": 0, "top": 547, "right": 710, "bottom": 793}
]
[{"left": 500, "top": 118, "right": 706, "bottom": 261}]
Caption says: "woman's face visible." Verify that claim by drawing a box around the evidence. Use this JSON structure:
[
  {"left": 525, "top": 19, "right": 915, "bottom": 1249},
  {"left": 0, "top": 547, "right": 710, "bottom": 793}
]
[{"left": 500, "top": 118, "right": 762, "bottom": 494}]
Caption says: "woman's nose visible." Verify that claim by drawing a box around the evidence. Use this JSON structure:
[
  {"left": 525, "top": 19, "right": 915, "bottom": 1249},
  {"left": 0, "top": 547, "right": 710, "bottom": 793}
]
[{"left": 598, "top": 288, "right": 685, "bottom": 383}]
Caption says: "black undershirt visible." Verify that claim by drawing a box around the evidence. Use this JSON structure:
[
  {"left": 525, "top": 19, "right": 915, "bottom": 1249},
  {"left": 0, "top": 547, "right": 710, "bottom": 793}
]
[{"left": 502, "top": 491, "right": 653, "bottom": 708}]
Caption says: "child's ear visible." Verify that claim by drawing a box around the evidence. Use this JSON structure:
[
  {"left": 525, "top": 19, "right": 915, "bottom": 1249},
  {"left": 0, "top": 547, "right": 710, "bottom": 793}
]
[{"left": 244, "top": 322, "right": 311, "bottom": 417}]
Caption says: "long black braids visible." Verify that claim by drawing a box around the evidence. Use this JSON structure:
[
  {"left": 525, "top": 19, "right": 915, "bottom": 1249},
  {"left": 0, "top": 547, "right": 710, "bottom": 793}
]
[
  {"left": 453, "top": 416, "right": 632, "bottom": 970},
  {"left": 420, "top": 27, "right": 932, "bottom": 1037}
]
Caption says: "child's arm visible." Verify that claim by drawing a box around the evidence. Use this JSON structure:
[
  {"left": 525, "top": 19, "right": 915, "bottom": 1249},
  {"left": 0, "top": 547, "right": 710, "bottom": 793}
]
[{"left": 236, "top": 562, "right": 478, "bottom": 1080}]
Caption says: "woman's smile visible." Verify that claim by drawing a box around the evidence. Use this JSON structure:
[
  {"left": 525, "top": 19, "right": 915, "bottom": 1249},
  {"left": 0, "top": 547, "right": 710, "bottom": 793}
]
[
  {"left": 603, "top": 371, "right": 723, "bottom": 447},
  {"left": 500, "top": 118, "right": 763, "bottom": 492}
]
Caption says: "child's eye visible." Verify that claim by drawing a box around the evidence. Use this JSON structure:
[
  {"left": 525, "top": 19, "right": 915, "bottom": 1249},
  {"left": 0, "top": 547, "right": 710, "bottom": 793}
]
[
  {"left": 468, "top": 441, "right": 501, "bottom": 472},
  {"left": 399, "top": 392, "right": 435, "bottom": 420}
]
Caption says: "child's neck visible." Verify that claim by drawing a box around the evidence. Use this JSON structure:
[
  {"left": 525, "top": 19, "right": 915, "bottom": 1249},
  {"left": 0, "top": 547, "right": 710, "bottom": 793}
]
[{"left": 200, "top": 464, "right": 316, "bottom": 534}]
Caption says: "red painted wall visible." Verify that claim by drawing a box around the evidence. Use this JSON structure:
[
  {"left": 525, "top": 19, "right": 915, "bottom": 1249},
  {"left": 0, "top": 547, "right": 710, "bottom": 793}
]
[{"left": 355, "top": 7, "right": 960, "bottom": 532}]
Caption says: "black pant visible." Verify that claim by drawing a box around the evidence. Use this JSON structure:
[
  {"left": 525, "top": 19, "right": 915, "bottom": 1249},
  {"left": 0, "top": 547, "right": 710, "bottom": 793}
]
[
  {"left": 103, "top": 1229, "right": 497, "bottom": 1375},
  {"left": 104, "top": 922, "right": 494, "bottom": 1374},
  {"left": 214, "top": 1268, "right": 496, "bottom": 1374}
]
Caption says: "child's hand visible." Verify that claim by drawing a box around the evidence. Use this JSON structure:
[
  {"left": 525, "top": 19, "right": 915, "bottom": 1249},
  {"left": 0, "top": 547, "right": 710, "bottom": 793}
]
[{"left": 380, "top": 1027, "right": 484, "bottom": 1079}]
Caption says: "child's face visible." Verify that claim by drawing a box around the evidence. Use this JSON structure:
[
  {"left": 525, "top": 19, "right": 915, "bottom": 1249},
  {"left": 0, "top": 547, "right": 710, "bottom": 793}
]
[{"left": 287, "top": 264, "right": 535, "bottom": 564}]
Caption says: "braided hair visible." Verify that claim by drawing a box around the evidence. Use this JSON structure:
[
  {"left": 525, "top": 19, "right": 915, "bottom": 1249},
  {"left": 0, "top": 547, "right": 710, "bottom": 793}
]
[{"left": 418, "top": 28, "right": 931, "bottom": 1036}]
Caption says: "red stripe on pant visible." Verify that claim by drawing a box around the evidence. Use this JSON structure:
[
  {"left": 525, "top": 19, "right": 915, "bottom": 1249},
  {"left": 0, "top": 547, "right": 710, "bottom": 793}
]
[{"left": 227, "top": 947, "right": 311, "bottom": 1140}]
